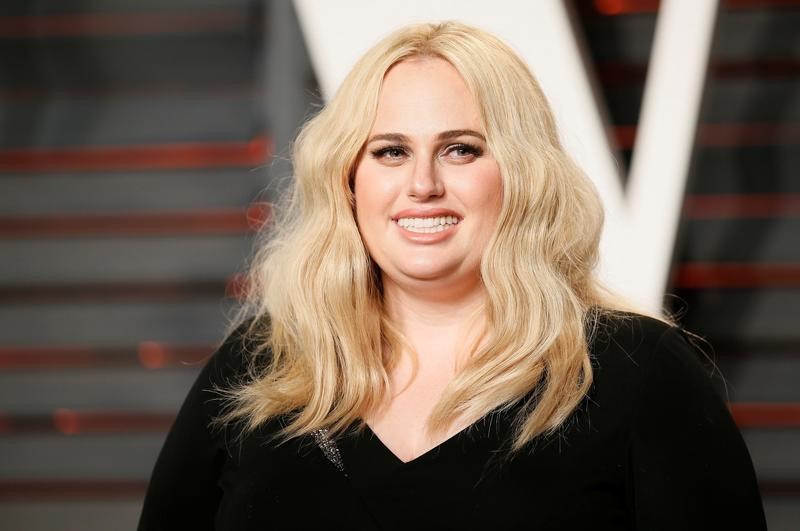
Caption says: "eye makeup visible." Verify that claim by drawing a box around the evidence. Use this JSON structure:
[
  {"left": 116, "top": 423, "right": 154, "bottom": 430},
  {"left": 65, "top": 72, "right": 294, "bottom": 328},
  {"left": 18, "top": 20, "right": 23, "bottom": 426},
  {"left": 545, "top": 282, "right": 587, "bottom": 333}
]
[{"left": 369, "top": 141, "right": 484, "bottom": 164}]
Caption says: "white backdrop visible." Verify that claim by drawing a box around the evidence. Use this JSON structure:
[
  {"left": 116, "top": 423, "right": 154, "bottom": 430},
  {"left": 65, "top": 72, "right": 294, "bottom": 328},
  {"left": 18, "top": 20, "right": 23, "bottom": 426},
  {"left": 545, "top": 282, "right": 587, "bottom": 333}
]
[{"left": 292, "top": 0, "right": 719, "bottom": 314}]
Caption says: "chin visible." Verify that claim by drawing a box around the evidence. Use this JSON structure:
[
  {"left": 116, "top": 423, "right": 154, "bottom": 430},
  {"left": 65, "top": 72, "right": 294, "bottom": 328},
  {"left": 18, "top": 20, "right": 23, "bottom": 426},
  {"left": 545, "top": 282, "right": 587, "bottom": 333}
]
[
  {"left": 396, "top": 264, "right": 463, "bottom": 283},
  {"left": 403, "top": 271, "right": 448, "bottom": 282}
]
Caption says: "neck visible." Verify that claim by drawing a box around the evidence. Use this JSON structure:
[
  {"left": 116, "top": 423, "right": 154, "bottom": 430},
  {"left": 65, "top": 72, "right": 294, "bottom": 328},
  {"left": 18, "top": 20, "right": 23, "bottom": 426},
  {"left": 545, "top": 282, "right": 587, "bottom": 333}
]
[
  {"left": 383, "top": 273, "right": 485, "bottom": 323},
  {"left": 382, "top": 274, "right": 488, "bottom": 364}
]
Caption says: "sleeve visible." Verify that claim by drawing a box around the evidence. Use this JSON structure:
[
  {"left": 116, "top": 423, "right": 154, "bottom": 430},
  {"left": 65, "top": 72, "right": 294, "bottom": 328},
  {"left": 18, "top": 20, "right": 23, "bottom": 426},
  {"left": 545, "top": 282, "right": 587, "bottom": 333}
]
[
  {"left": 629, "top": 327, "right": 767, "bottom": 531},
  {"left": 137, "top": 324, "right": 252, "bottom": 531}
]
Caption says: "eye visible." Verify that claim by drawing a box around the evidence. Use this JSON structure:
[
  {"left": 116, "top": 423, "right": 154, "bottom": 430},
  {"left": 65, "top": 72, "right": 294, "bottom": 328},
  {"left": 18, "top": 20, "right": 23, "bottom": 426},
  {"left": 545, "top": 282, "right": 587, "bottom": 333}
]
[
  {"left": 371, "top": 145, "right": 408, "bottom": 162},
  {"left": 442, "top": 143, "right": 483, "bottom": 162}
]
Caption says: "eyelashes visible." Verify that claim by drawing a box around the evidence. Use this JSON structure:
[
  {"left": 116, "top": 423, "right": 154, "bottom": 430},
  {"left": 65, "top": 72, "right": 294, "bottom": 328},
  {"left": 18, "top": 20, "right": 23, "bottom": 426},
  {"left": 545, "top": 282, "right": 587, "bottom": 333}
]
[
  {"left": 371, "top": 146, "right": 407, "bottom": 159},
  {"left": 445, "top": 143, "right": 484, "bottom": 158},
  {"left": 369, "top": 143, "right": 484, "bottom": 162}
]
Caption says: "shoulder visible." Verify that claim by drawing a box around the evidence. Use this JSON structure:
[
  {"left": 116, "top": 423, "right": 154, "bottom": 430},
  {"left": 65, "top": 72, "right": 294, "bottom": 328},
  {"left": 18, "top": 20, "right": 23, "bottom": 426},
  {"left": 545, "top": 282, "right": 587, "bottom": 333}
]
[
  {"left": 577, "top": 312, "right": 765, "bottom": 528},
  {"left": 583, "top": 310, "right": 739, "bottom": 444},
  {"left": 597, "top": 315, "right": 768, "bottom": 528},
  {"left": 581, "top": 311, "right": 723, "bottom": 432},
  {"left": 589, "top": 311, "right": 676, "bottom": 359},
  {"left": 138, "top": 319, "right": 269, "bottom": 529},
  {"left": 588, "top": 311, "right": 708, "bottom": 382},
  {"left": 191, "top": 318, "right": 268, "bottom": 419},
  {"left": 206, "top": 320, "right": 261, "bottom": 382}
]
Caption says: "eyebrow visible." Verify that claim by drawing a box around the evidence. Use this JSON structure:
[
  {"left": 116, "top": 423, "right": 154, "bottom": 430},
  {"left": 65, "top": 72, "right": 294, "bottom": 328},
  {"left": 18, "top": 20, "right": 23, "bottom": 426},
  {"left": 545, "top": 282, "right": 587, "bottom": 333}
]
[{"left": 366, "top": 129, "right": 486, "bottom": 144}]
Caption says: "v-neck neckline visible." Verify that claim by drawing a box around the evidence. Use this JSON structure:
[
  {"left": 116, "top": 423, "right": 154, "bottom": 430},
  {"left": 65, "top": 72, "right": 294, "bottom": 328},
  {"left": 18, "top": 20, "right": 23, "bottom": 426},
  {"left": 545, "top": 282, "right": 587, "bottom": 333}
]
[
  {"left": 362, "top": 421, "right": 474, "bottom": 466},
  {"left": 333, "top": 400, "right": 523, "bottom": 485},
  {"left": 357, "top": 392, "right": 530, "bottom": 467},
  {"left": 336, "top": 414, "right": 513, "bottom": 531},
  {"left": 336, "top": 410, "right": 515, "bottom": 500}
]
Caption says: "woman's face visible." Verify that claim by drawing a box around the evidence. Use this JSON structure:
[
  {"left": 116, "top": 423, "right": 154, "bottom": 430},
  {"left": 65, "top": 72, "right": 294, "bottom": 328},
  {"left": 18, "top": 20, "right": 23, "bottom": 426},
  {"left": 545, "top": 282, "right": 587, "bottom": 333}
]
[{"left": 353, "top": 57, "right": 502, "bottom": 294}]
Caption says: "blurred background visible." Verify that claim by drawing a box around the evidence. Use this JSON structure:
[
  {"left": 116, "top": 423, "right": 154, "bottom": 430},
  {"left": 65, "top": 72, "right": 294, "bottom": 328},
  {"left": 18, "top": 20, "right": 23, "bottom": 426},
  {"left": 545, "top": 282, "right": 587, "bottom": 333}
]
[{"left": 0, "top": 0, "right": 797, "bottom": 529}]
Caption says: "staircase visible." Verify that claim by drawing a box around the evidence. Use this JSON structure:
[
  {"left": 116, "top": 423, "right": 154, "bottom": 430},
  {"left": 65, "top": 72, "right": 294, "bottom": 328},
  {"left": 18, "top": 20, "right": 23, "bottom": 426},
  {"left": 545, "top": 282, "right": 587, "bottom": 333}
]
[
  {"left": 0, "top": 1, "right": 315, "bottom": 528},
  {"left": 577, "top": 1, "right": 800, "bottom": 528},
  {"left": 0, "top": 1, "right": 797, "bottom": 529}
]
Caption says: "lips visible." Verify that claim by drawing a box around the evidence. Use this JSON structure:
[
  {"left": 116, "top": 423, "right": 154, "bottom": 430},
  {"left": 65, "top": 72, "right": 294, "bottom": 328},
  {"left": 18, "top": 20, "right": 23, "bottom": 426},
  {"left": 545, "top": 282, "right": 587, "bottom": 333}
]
[
  {"left": 392, "top": 208, "right": 462, "bottom": 222},
  {"left": 396, "top": 215, "right": 458, "bottom": 232},
  {"left": 391, "top": 208, "right": 462, "bottom": 237}
]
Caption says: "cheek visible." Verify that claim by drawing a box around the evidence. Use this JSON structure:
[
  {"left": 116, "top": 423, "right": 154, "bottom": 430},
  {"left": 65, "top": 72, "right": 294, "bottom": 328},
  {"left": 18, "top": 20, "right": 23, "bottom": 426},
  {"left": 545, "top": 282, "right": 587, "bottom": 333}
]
[
  {"left": 463, "top": 167, "right": 503, "bottom": 221},
  {"left": 354, "top": 166, "right": 398, "bottom": 219}
]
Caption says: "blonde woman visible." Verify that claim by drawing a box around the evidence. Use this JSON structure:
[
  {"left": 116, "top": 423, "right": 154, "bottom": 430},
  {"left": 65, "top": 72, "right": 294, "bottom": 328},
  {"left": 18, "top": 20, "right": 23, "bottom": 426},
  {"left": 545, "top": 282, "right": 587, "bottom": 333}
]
[{"left": 139, "top": 22, "right": 765, "bottom": 530}]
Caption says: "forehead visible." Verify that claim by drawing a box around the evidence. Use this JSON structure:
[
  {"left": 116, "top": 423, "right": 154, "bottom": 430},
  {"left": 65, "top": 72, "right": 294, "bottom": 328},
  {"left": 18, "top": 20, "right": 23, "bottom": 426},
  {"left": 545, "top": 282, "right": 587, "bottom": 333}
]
[{"left": 370, "top": 57, "right": 483, "bottom": 136}]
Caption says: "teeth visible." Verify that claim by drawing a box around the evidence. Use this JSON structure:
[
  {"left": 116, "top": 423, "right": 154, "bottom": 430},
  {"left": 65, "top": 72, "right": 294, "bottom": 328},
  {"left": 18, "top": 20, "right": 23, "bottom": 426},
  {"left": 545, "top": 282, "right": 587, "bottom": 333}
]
[{"left": 395, "top": 216, "right": 460, "bottom": 233}]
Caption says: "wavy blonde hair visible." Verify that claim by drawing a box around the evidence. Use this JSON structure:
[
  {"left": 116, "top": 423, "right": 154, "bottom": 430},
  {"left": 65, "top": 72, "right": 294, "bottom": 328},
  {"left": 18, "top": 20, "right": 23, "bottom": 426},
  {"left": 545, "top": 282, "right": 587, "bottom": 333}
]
[{"left": 222, "top": 21, "right": 630, "bottom": 451}]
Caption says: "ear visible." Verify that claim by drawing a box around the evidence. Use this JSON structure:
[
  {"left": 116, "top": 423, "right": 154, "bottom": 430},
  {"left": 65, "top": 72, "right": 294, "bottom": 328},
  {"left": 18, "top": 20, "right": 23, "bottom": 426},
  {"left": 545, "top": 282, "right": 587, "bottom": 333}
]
[
  {"left": 347, "top": 170, "right": 357, "bottom": 212},
  {"left": 349, "top": 145, "right": 367, "bottom": 196}
]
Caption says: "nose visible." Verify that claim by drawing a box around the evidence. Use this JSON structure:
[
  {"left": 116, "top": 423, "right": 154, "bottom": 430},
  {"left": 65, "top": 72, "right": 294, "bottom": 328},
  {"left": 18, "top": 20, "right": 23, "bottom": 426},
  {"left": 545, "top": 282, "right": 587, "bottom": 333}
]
[{"left": 407, "top": 158, "right": 444, "bottom": 200}]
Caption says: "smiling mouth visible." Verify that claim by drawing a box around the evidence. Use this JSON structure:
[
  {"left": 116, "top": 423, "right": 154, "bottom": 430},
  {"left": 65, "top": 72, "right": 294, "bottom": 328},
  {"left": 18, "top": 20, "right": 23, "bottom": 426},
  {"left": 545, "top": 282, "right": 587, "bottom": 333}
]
[{"left": 394, "top": 215, "right": 461, "bottom": 234}]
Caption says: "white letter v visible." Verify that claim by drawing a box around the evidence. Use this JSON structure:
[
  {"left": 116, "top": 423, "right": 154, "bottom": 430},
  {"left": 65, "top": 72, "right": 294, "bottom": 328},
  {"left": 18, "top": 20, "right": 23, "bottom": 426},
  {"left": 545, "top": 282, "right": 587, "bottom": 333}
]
[{"left": 293, "top": 0, "right": 719, "bottom": 314}]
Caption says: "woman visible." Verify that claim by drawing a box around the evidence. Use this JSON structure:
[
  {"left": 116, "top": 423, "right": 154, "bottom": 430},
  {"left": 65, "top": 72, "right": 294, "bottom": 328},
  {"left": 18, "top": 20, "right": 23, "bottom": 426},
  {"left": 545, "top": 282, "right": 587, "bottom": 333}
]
[{"left": 139, "top": 22, "right": 766, "bottom": 530}]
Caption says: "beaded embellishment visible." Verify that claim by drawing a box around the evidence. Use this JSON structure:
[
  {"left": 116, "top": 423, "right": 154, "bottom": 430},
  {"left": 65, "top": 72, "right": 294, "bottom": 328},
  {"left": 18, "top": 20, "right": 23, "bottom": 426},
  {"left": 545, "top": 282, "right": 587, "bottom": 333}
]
[{"left": 311, "top": 428, "right": 345, "bottom": 474}]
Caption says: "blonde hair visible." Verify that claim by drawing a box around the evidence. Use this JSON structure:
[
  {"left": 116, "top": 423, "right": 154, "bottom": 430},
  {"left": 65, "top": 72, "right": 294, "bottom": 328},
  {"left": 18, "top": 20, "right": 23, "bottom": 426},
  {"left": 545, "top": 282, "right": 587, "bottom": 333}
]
[{"left": 222, "top": 21, "right": 631, "bottom": 451}]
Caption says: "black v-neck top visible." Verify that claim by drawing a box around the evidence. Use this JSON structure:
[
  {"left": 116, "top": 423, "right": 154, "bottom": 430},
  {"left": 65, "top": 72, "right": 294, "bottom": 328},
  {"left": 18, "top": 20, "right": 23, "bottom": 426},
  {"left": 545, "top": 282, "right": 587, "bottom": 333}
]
[{"left": 138, "top": 314, "right": 766, "bottom": 530}]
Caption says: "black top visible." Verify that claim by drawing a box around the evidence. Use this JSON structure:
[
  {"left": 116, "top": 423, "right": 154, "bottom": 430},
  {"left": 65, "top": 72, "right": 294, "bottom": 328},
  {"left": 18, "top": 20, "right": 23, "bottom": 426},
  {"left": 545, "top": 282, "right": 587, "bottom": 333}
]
[{"left": 138, "top": 314, "right": 766, "bottom": 530}]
